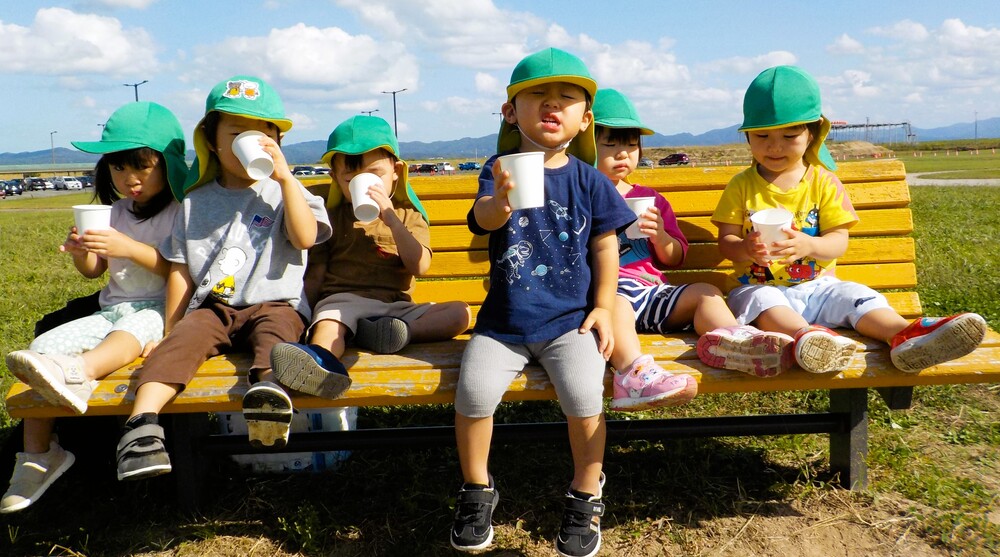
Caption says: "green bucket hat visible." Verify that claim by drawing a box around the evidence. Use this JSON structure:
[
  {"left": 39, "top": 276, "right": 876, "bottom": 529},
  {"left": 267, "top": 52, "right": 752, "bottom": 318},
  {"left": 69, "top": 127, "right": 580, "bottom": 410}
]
[
  {"left": 72, "top": 102, "right": 188, "bottom": 201},
  {"left": 185, "top": 75, "right": 294, "bottom": 192},
  {"left": 321, "top": 115, "right": 427, "bottom": 222},
  {"left": 497, "top": 48, "right": 598, "bottom": 165},
  {"left": 592, "top": 89, "right": 654, "bottom": 135},
  {"left": 738, "top": 65, "right": 836, "bottom": 171}
]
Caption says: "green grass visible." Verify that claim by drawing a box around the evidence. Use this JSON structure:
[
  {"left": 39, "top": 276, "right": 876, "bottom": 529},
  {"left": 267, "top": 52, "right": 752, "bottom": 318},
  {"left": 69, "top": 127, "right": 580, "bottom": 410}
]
[
  {"left": 896, "top": 150, "right": 1000, "bottom": 177},
  {"left": 1, "top": 185, "right": 999, "bottom": 556}
]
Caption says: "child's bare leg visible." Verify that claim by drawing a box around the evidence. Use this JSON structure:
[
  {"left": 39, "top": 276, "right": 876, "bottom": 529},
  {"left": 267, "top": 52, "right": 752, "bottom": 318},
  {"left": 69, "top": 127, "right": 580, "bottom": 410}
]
[
  {"left": 80, "top": 331, "right": 143, "bottom": 381},
  {"left": 409, "top": 302, "right": 472, "bottom": 343},
  {"left": 310, "top": 319, "right": 350, "bottom": 358},
  {"left": 128, "top": 382, "right": 181, "bottom": 419},
  {"left": 567, "top": 413, "right": 605, "bottom": 496},
  {"left": 23, "top": 418, "right": 56, "bottom": 453},
  {"left": 455, "top": 413, "right": 493, "bottom": 485},
  {"left": 672, "top": 283, "right": 738, "bottom": 335},
  {"left": 753, "top": 305, "right": 810, "bottom": 336},
  {"left": 854, "top": 308, "right": 910, "bottom": 343},
  {"left": 609, "top": 296, "right": 642, "bottom": 371}
]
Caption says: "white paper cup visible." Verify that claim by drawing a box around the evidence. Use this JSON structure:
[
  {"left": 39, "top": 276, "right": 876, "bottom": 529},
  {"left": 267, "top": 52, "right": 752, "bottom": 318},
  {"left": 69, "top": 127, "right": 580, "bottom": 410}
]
[
  {"left": 232, "top": 130, "right": 274, "bottom": 181},
  {"left": 348, "top": 173, "right": 382, "bottom": 224},
  {"left": 750, "top": 208, "right": 794, "bottom": 259},
  {"left": 73, "top": 205, "right": 112, "bottom": 234},
  {"left": 624, "top": 197, "right": 656, "bottom": 239},
  {"left": 498, "top": 152, "right": 545, "bottom": 210}
]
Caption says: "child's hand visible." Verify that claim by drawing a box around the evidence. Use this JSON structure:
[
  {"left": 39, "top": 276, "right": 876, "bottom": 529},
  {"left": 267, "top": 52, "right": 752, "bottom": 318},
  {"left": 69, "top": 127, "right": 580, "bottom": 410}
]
[
  {"left": 366, "top": 181, "right": 397, "bottom": 220},
  {"left": 259, "top": 136, "right": 292, "bottom": 183},
  {"left": 769, "top": 227, "right": 809, "bottom": 263},
  {"left": 636, "top": 206, "right": 667, "bottom": 240},
  {"left": 744, "top": 230, "right": 771, "bottom": 266},
  {"left": 59, "top": 226, "right": 89, "bottom": 256},
  {"left": 490, "top": 159, "right": 513, "bottom": 214},
  {"left": 77, "top": 228, "right": 135, "bottom": 259},
  {"left": 580, "top": 307, "right": 614, "bottom": 360}
]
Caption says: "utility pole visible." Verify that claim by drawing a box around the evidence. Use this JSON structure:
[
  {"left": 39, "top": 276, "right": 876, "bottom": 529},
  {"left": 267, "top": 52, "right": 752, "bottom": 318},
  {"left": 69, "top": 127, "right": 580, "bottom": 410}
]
[
  {"left": 381, "top": 88, "right": 407, "bottom": 137},
  {"left": 975, "top": 111, "right": 978, "bottom": 141},
  {"left": 124, "top": 80, "right": 148, "bottom": 102},
  {"left": 49, "top": 130, "right": 57, "bottom": 165}
]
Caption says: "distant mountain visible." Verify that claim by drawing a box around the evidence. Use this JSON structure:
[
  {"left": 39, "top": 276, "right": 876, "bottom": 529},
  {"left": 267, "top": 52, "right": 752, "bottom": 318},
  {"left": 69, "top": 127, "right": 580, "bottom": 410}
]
[{"left": 3, "top": 118, "right": 998, "bottom": 166}]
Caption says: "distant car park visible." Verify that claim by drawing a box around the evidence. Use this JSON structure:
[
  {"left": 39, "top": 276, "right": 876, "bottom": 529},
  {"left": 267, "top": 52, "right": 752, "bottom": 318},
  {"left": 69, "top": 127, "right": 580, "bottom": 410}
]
[
  {"left": 54, "top": 176, "right": 83, "bottom": 190},
  {"left": 658, "top": 153, "right": 690, "bottom": 166},
  {"left": 26, "top": 177, "right": 54, "bottom": 191},
  {"left": 3, "top": 180, "right": 23, "bottom": 196},
  {"left": 458, "top": 161, "right": 481, "bottom": 171}
]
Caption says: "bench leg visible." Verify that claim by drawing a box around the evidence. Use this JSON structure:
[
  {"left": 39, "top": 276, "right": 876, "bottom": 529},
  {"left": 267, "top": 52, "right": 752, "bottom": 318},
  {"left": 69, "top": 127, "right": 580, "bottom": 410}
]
[
  {"left": 828, "top": 388, "right": 868, "bottom": 490},
  {"left": 166, "top": 413, "right": 210, "bottom": 513}
]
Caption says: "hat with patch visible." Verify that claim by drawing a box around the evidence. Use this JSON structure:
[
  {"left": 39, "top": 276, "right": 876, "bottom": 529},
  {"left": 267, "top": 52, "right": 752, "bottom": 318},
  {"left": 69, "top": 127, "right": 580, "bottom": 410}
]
[
  {"left": 184, "top": 75, "right": 294, "bottom": 192},
  {"left": 72, "top": 102, "right": 188, "bottom": 201},
  {"left": 497, "top": 48, "right": 598, "bottom": 164},
  {"left": 739, "top": 65, "right": 837, "bottom": 171},
  {"left": 592, "top": 89, "right": 654, "bottom": 135},
  {"left": 321, "top": 115, "right": 427, "bottom": 222}
]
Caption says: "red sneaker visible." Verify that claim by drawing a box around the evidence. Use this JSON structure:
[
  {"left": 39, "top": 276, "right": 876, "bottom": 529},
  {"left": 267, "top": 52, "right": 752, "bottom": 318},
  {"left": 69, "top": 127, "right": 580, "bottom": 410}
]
[
  {"left": 793, "top": 325, "right": 858, "bottom": 374},
  {"left": 696, "top": 326, "right": 794, "bottom": 377},
  {"left": 890, "top": 313, "right": 987, "bottom": 373}
]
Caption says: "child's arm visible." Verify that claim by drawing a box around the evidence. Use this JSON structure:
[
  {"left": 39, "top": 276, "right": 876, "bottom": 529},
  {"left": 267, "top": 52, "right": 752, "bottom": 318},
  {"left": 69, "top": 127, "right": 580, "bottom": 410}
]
[
  {"left": 304, "top": 241, "right": 330, "bottom": 309},
  {"left": 60, "top": 226, "right": 107, "bottom": 279},
  {"left": 76, "top": 228, "right": 171, "bottom": 277},
  {"left": 771, "top": 224, "right": 850, "bottom": 264},
  {"left": 644, "top": 206, "right": 684, "bottom": 267},
  {"left": 262, "top": 139, "right": 319, "bottom": 250},
  {"left": 471, "top": 159, "right": 515, "bottom": 232},
  {"left": 717, "top": 222, "right": 770, "bottom": 267},
  {"left": 367, "top": 182, "right": 432, "bottom": 276},
  {"left": 580, "top": 230, "right": 619, "bottom": 360},
  {"left": 162, "top": 262, "right": 195, "bottom": 335}
]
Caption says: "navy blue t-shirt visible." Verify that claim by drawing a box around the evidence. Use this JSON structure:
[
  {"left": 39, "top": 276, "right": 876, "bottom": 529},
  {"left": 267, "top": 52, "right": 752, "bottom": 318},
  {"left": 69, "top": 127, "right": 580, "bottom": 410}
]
[{"left": 469, "top": 153, "right": 635, "bottom": 343}]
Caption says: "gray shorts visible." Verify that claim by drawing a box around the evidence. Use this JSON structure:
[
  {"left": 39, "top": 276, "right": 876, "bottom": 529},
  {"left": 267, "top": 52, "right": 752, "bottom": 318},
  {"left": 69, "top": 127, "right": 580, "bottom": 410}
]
[
  {"left": 311, "top": 292, "right": 432, "bottom": 335},
  {"left": 455, "top": 329, "right": 606, "bottom": 419}
]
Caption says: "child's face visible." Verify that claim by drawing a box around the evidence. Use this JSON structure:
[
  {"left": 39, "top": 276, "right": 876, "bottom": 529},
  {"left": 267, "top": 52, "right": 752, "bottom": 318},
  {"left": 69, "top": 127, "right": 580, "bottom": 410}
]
[
  {"left": 331, "top": 149, "right": 400, "bottom": 202},
  {"left": 595, "top": 128, "right": 639, "bottom": 184},
  {"left": 110, "top": 153, "right": 166, "bottom": 206},
  {"left": 747, "top": 125, "right": 813, "bottom": 179},
  {"left": 503, "top": 82, "right": 592, "bottom": 153},
  {"left": 211, "top": 113, "right": 280, "bottom": 187}
]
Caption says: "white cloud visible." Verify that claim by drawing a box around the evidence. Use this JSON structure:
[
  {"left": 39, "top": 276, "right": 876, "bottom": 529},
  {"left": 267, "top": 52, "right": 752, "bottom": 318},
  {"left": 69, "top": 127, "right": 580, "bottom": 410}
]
[
  {"left": 706, "top": 51, "right": 798, "bottom": 75},
  {"left": 828, "top": 34, "right": 865, "bottom": 55},
  {"left": 475, "top": 72, "right": 499, "bottom": 94},
  {"left": 185, "top": 23, "right": 419, "bottom": 102},
  {"left": 0, "top": 8, "right": 158, "bottom": 75},
  {"left": 868, "top": 19, "right": 929, "bottom": 42}
]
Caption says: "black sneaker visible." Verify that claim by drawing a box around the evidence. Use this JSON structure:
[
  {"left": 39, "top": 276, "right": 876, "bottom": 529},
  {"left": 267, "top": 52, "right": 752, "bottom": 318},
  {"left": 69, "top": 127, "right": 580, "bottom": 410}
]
[
  {"left": 450, "top": 478, "right": 499, "bottom": 552},
  {"left": 555, "top": 489, "right": 604, "bottom": 557}
]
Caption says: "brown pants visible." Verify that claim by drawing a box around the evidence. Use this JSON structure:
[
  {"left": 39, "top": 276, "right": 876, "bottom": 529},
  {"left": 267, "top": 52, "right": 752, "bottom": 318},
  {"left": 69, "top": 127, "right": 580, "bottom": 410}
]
[{"left": 135, "top": 299, "right": 306, "bottom": 391}]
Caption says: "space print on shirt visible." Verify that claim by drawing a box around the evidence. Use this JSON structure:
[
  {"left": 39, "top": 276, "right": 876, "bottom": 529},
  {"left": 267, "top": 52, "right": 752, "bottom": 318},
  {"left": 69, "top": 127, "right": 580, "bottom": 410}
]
[{"left": 497, "top": 199, "right": 587, "bottom": 289}]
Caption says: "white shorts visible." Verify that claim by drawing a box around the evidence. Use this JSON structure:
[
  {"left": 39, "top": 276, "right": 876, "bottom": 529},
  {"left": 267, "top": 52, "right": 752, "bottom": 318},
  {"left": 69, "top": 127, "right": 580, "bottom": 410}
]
[{"left": 727, "top": 276, "right": 891, "bottom": 329}]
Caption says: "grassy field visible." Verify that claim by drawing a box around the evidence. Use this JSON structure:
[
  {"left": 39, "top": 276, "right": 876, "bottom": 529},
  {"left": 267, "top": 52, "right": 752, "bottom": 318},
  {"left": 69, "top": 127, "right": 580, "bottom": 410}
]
[{"left": 0, "top": 169, "right": 999, "bottom": 556}]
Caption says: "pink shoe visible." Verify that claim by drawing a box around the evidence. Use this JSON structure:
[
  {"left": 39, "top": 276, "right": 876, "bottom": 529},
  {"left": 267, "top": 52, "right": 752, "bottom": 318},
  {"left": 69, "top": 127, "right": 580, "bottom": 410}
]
[
  {"left": 610, "top": 355, "right": 697, "bottom": 411},
  {"left": 696, "top": 326, "right": 794, "bottom": 377},
  {"left": 890, "top": 313, "right": 986, "bottom": 373},
  {"left": 793, "top": 325, "right": 858, "bottom": 374}
]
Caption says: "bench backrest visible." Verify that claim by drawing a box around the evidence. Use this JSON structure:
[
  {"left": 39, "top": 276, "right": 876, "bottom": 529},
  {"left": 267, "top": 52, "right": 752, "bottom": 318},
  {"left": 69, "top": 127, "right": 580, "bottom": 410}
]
[{"left": 309, "top": 158, "right": 918, "bottom": 324}]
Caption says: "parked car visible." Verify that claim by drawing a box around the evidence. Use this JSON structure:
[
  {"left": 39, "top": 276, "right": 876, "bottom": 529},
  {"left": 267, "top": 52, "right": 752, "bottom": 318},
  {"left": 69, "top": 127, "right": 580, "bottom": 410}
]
[
  {"left": 54, "top": 176, "right": 83, "bottom": 190},
  {"left": 3, "top": 181, "right": 22, "bottom": 196},
  {"left": 26, "top": 177, "right": 54, "bottom": 191},
  {"left": 310, "top": 166, "right": 329, "bottom": 176},
  {"left": 78, "top": 175, "right": 93, "bottom": 188},
  {"left": 436, "top": 162, "right": 455, "bottom": 173},
  {"left": 638, "top": 157, "right": 654, "bottom": 168},
  {"left": 458, "top": 161, "right": 481, "bottom": 171},
  {"left": 414, "top": 163, "right": 438, "bottom": 174},
  {"left": 658, "top": 153, "right": 690, "bottom": 166}
]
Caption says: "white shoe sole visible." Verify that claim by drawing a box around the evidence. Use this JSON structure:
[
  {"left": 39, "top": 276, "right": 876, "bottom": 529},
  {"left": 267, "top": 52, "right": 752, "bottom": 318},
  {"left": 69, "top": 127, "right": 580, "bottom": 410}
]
[{"left": 6, "top": 351, "right": 88, "bottom": 414}]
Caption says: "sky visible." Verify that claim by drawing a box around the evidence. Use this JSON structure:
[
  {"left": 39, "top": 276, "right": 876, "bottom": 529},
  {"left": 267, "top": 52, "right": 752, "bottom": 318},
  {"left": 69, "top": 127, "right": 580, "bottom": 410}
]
[{"left": 2, "top": 1, "right": 999, "bottom": 154}]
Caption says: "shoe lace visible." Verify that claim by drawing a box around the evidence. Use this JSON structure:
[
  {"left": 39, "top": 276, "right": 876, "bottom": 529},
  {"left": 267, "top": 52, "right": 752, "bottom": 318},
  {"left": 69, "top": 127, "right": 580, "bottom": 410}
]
[
  {"left": 560, "top": 507, "right": 594, "bottom": 536},
  {"left": 454, "top": 495, "right": 490, "bottom": 527}
]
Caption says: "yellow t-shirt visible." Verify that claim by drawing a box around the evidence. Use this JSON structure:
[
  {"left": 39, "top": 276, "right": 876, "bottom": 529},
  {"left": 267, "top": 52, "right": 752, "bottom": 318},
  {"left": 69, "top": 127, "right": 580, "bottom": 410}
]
[{"left": 712, "top": 164, "right": 858, "bottom": 287}]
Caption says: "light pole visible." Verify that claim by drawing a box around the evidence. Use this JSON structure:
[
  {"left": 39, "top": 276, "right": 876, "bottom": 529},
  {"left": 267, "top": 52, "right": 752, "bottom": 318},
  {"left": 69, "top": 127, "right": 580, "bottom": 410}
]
[
  {"left": 361, "top": 109, "right": 379, "bottom": 117},
  {"left": 381, "top": 88, "right": 407, "bottom": 137},
  {"left": 49, "top": 131, "right": 57, "bottom": 165},
  {"left": 975, "top": 111, "right": 978, "bottom": 141},
  {"left": 124, "top": 80, "right": 148, "bottom": 102}
]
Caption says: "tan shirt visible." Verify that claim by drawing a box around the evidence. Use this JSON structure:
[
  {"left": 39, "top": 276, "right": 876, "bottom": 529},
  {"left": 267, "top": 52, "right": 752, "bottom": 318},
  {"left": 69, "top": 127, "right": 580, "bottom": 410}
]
[{"left": 311, "top": 203, "right": 430, "bottom": 303}]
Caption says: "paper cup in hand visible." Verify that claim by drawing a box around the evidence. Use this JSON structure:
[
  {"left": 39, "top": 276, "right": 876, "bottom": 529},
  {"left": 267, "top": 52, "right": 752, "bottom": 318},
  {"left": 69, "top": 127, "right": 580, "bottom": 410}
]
[
  {"left": 232, "top": 130, "right": 274, "bottom": 181},
  {"left": 750, "top": 208, "right": 794, "bottom": 259},
  {"left": 624, "top": 197, "right": 656, "bottom": 239},
  {"left": 498, "top": 152, "right": 545, "bottom": 210},
  {"left": 73, "top": 205, "right": 112, "bottom": 234},
  {"left": 348, "top": 173, "right": 382, "bottom": 224}
]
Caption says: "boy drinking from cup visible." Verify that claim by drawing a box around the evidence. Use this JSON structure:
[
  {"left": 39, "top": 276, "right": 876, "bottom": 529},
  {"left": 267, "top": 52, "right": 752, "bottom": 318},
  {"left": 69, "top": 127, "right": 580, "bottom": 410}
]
[
  {"left": 115, "top": 76, "right": 332, "bottom": 481},
  {"left": 270, "top": 115, "right": 470, "bottom": 397},
  {"left": 711, "top": 65, "right": 986, "bottom": 375}
]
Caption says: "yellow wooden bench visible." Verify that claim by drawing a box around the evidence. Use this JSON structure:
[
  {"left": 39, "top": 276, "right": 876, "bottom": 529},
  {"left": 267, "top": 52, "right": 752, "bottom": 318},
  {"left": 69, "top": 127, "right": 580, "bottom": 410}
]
[{"left": 6, "top": 158, "right": 1000, "bottom": 509}]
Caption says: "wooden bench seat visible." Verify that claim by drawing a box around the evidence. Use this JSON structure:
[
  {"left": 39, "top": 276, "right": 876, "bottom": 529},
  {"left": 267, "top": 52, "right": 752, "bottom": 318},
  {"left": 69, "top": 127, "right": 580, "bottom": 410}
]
[{"left": 6, "top": 158, "right": 999, "bottom": 509}]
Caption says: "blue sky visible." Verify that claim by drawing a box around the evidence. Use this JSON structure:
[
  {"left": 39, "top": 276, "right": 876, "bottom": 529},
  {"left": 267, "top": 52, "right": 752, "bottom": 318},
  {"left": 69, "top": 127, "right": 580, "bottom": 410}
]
[{"left": 2, "top": 1, "right": 999, "bottom": 153}]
